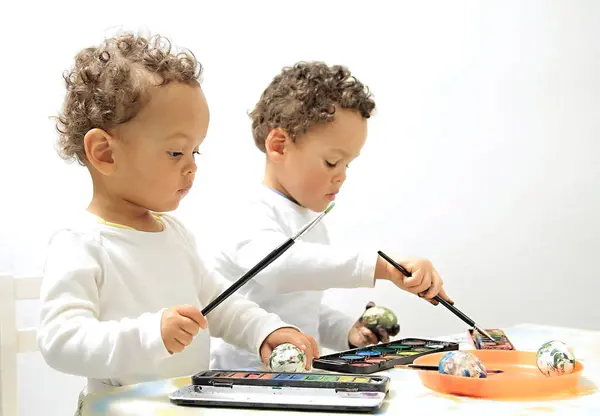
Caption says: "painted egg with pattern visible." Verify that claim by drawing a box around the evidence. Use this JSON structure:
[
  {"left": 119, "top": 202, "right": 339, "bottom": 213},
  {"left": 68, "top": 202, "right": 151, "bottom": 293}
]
[
  {"left": 438, "top": 351, "right": 488, "bottom": 378},
  {"left": 536, "top": 340, "right": 575, "bottom": 377},
  {"left": 359, "top": 303, "right": 400, "bottom": 337},
  {"left": 268, "top": 343, "right": 306, "bottom": 372}
]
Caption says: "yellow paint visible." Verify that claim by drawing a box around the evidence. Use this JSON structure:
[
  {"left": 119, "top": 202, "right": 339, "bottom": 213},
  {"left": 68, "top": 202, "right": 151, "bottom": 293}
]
[
  {"left": 353, "top": 377, "right": 370, "bottom": 383},
  {"left": 171, "top": 377, "right": 191, "bottom": 389}
]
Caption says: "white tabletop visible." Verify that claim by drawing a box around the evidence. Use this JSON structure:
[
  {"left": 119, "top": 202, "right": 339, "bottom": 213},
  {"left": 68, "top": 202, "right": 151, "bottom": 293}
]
[{"left": 81, "top": 323, "right": 600, "bottom": 415}]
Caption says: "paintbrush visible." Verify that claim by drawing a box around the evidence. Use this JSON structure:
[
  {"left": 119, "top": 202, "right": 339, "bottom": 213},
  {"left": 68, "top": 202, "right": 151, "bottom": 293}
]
[
  {"left": 201, "top": 202, "right": 336, "bottom": 316},
  {"left": 377, "top": 250, "right": 496, "bottom": 344},
  {"left": 397, "top": 364, "right": 503, "bottom": 374}
]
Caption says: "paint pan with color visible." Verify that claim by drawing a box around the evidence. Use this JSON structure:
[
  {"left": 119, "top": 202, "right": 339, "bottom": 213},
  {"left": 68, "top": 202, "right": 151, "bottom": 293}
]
[
  {"left": 341, "top": 355, "right": 366, "bottom": 362},
  {"left": 372, "top": 347, "right": 397, "bottom": 354},
  {"left": 357, "top": 350, "right": 383, "bottom": 357},
  {"left": 388, "top": 345, "right": 411, "bottom": 350},
  {"left": 312, "top": 338, "right": 460, "bottom": 374},
  {"left": 402, "top": 340, "right": 427, "bottom": 346}
]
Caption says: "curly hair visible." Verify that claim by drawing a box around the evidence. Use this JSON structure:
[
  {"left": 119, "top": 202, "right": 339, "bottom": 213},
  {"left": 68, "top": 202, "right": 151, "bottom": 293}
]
[
  {"left": 55, "top": 32, "right": 202, "bottom": 165},
  {"left": 250, "top": 61, "right": 376, "bottom": 152}
]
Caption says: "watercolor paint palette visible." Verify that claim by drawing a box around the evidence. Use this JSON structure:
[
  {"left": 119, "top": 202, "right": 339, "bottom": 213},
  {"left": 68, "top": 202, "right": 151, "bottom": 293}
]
[
  {"left": 169, "top": 370, "right": 390, "bottom": 412},
  {"left": 313, "top": 338, "right": 460, "bottom": 374},
  {"left": 468, "top": 328, "right": 515, "bottom": 350}
]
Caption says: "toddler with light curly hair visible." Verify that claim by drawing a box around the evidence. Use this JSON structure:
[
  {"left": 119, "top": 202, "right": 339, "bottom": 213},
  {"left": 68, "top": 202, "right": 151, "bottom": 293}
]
[{"left": 36, "top": 32, "right": 319, "bottom": 414}]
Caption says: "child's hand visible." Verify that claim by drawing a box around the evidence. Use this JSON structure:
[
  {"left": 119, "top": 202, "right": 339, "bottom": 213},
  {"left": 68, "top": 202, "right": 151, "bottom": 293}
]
[
  {"left": 375, "top": 255, "right": 454, "bottom": 305},
  {"left": 160, "top": 305, "right": 208, "bottom": 354},
  {"left": 260, "top": 328, "right": 320, "bottom": 371},
  {"left": 348, "top": 320, "right": 390, "bottom": 348}
]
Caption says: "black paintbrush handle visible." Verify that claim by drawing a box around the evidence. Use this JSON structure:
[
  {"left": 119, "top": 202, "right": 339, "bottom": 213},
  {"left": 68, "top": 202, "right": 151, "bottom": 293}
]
[
  {"left": 433, "top": 296, "right": 475, "bottom": 327},
  {"left": 202, "top": 238, "right": 295, "bottom": 316},
  {"left": 376, "top": 250, "right": 476, "bottom": 328}
]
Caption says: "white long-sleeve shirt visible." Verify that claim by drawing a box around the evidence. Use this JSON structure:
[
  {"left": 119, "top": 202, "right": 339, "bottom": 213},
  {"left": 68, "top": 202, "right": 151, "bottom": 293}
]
[
  {"left": 205, "top": 185, "right": 377, "bottom": 370},
  {"left": 37, "top": 212, "right": 290, "bottom": 394}
]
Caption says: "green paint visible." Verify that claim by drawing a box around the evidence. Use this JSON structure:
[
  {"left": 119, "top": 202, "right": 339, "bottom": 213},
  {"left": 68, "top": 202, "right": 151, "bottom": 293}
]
[
  {"left": 372, "top": 347, "right": 396, "bottom": 353},
  {"left": 388, "top": 345, "right": 411, "bottom": 350}
]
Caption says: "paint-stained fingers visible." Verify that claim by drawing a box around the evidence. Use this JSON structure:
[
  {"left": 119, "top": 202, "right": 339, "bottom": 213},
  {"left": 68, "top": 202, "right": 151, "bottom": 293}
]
[
  {"left": 363, "top": 327, "right": 379, "bottom": 345},
  {"left": 376, "top": 326, "right": 390, "bottom": 343}
]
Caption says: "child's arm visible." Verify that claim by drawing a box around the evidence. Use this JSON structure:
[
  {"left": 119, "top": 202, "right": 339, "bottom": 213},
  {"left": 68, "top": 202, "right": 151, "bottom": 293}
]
[
  {"left": 197, "top": 259, "right": 295, "bottom": 357},
  {"left": 230, "top": 224, "right": 377, "bottom": 293},
  {"left": 317, "top": 305, "right": 356, "bottom": 351},
  {"left": 37, "top": 231, "right": 171, "bottom": 378},
  {"left": 228, "top": 216, "right": 452, "bottom": 303}
]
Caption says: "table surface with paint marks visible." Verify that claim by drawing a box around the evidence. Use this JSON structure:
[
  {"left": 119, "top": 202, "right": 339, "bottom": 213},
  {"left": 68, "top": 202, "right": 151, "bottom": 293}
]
[{"left": 80, "top": 323, "right": 600, "bottom": 416}]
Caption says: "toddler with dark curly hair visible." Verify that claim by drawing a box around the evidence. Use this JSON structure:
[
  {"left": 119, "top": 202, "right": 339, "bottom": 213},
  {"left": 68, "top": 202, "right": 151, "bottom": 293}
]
[{"left": 207, "top": 62, "right": 455, "bottom": 370}]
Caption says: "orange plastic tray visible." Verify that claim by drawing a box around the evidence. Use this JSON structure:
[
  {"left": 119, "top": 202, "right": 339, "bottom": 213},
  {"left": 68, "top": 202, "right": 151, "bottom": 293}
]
[{"left": 412, "top": 350, "right": 584, "bottom": 399}]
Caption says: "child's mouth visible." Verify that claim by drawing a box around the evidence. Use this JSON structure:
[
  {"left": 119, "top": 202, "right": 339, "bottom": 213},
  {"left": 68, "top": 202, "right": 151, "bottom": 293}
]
[{"left": 178, "top": 185, "right": 192, "bottom": 197}]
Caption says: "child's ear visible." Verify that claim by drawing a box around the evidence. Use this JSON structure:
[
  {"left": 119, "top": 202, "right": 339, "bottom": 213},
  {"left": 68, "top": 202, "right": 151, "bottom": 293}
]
[
  {"left": 265, "top": 128, "right": 290, "bottom": 163},
  {"left": 83, "top": 128, "right": 116, "bottom": 175}
]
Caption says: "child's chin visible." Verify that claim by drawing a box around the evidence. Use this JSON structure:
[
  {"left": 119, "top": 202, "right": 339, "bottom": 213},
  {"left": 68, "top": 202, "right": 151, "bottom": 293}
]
[
  {"left": 309, "top": 201, "right": 330, "bottom": 213},
  {"left": 152, "top": 201, "right": 179, "bottom": 213}
]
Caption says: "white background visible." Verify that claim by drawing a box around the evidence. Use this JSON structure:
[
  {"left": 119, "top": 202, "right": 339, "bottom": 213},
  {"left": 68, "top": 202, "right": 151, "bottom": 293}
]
[{"left": 1, "top": 1, "right": 599, "bottom": 414}]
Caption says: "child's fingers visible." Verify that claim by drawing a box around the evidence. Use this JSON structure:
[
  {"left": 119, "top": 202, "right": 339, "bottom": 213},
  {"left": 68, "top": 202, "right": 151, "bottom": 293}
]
[
  {"left": 261, "top": 345, "right": 273, "bottom": 367},
  {"left": 303, "top": 335, "right": 320, "bottom": 369},
  {"left": 363, "top": 327, "right": 379, "bottom": 345},
  {"left": 309, "top": 335, "right": 320, "bottom": 360},
  {"left": 175, "top": 330, "right": 193, "bottom": 347},
  {"left": 178, "top": 316, "right": 201, "bottom": 336},
  {"left": 411, "top": 271, "right": 432, "bottom": 295},
  {"left": 167, "top": 338, "right": 186, "bottom": 353},
  {"left": 402, "top": 267, "right": 425, "bottom": 288},
  {"left": 177, "top": 304, "right": 208, "bottom": 329},
  {"left": 437, "top": 287, "right": 454, "bottom": 305},
  {"left": 297, "top": 334, "right": 319, "bottom": 368},
  {"left": 421, "top": 272, "right": 442, "bottom": 299},
  {"left": 376, "top": 326, "right": 390, "bottom": 343}
]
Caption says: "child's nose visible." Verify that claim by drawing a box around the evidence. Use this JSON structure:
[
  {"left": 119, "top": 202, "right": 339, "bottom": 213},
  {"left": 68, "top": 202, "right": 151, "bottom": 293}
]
[
  {"left": 333, "top": 169, "right": 346, "bottom": 184},
  {"left": 185, "top": 160, "right": 197, "bottom": 175}
]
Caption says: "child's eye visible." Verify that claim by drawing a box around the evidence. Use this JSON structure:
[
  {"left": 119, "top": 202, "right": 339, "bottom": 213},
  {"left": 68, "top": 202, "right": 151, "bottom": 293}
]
[
  {"left": 325, "top": 160, "right": 337, "bottom": 168},
  {"left": 168, "top": 151, "right": 183, "bottom": 158},
  {"left": 193, "top": 150, "right": 201, "bottom": 157}
]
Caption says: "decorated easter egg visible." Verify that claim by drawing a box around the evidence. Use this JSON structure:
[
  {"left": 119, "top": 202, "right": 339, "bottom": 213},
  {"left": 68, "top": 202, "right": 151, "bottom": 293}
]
[
  {"left": 268, "top": 343, "right": 306, "bottom": 372},
  {"left": 536, "top": 340, "right": 576, "bottom": 377},
  {"left": 359, "top": 302, "right": 400, "bottom": 337},
  {"left": 438, "top": 351, "right": 488, "bottom": 378}
]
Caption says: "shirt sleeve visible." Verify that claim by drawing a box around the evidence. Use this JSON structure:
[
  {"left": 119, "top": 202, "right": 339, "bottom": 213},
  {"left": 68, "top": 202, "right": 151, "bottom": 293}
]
[
  {"left": 197, "top": 260, "right": 294, "bottom": 357},
  {"left": 37, "top": 230, "right": 170, "bottom": 379},
  {"left": 172, "top": 216, "right": 297, "bottom": 358},
  {"left": 318, "top": 304, "right": 356, "bottom": 351},
  {"left": 228, "top": 214, "right": 378, "bottom": 293}
]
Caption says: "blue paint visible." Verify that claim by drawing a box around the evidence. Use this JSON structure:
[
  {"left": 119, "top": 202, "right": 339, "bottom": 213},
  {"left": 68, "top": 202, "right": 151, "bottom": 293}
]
[
  {"left": 341, "top": 355, "right": 366, "bottom": 361},
  {"left": 356, "top": 350, "right": 382, "bottom": 357}
]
